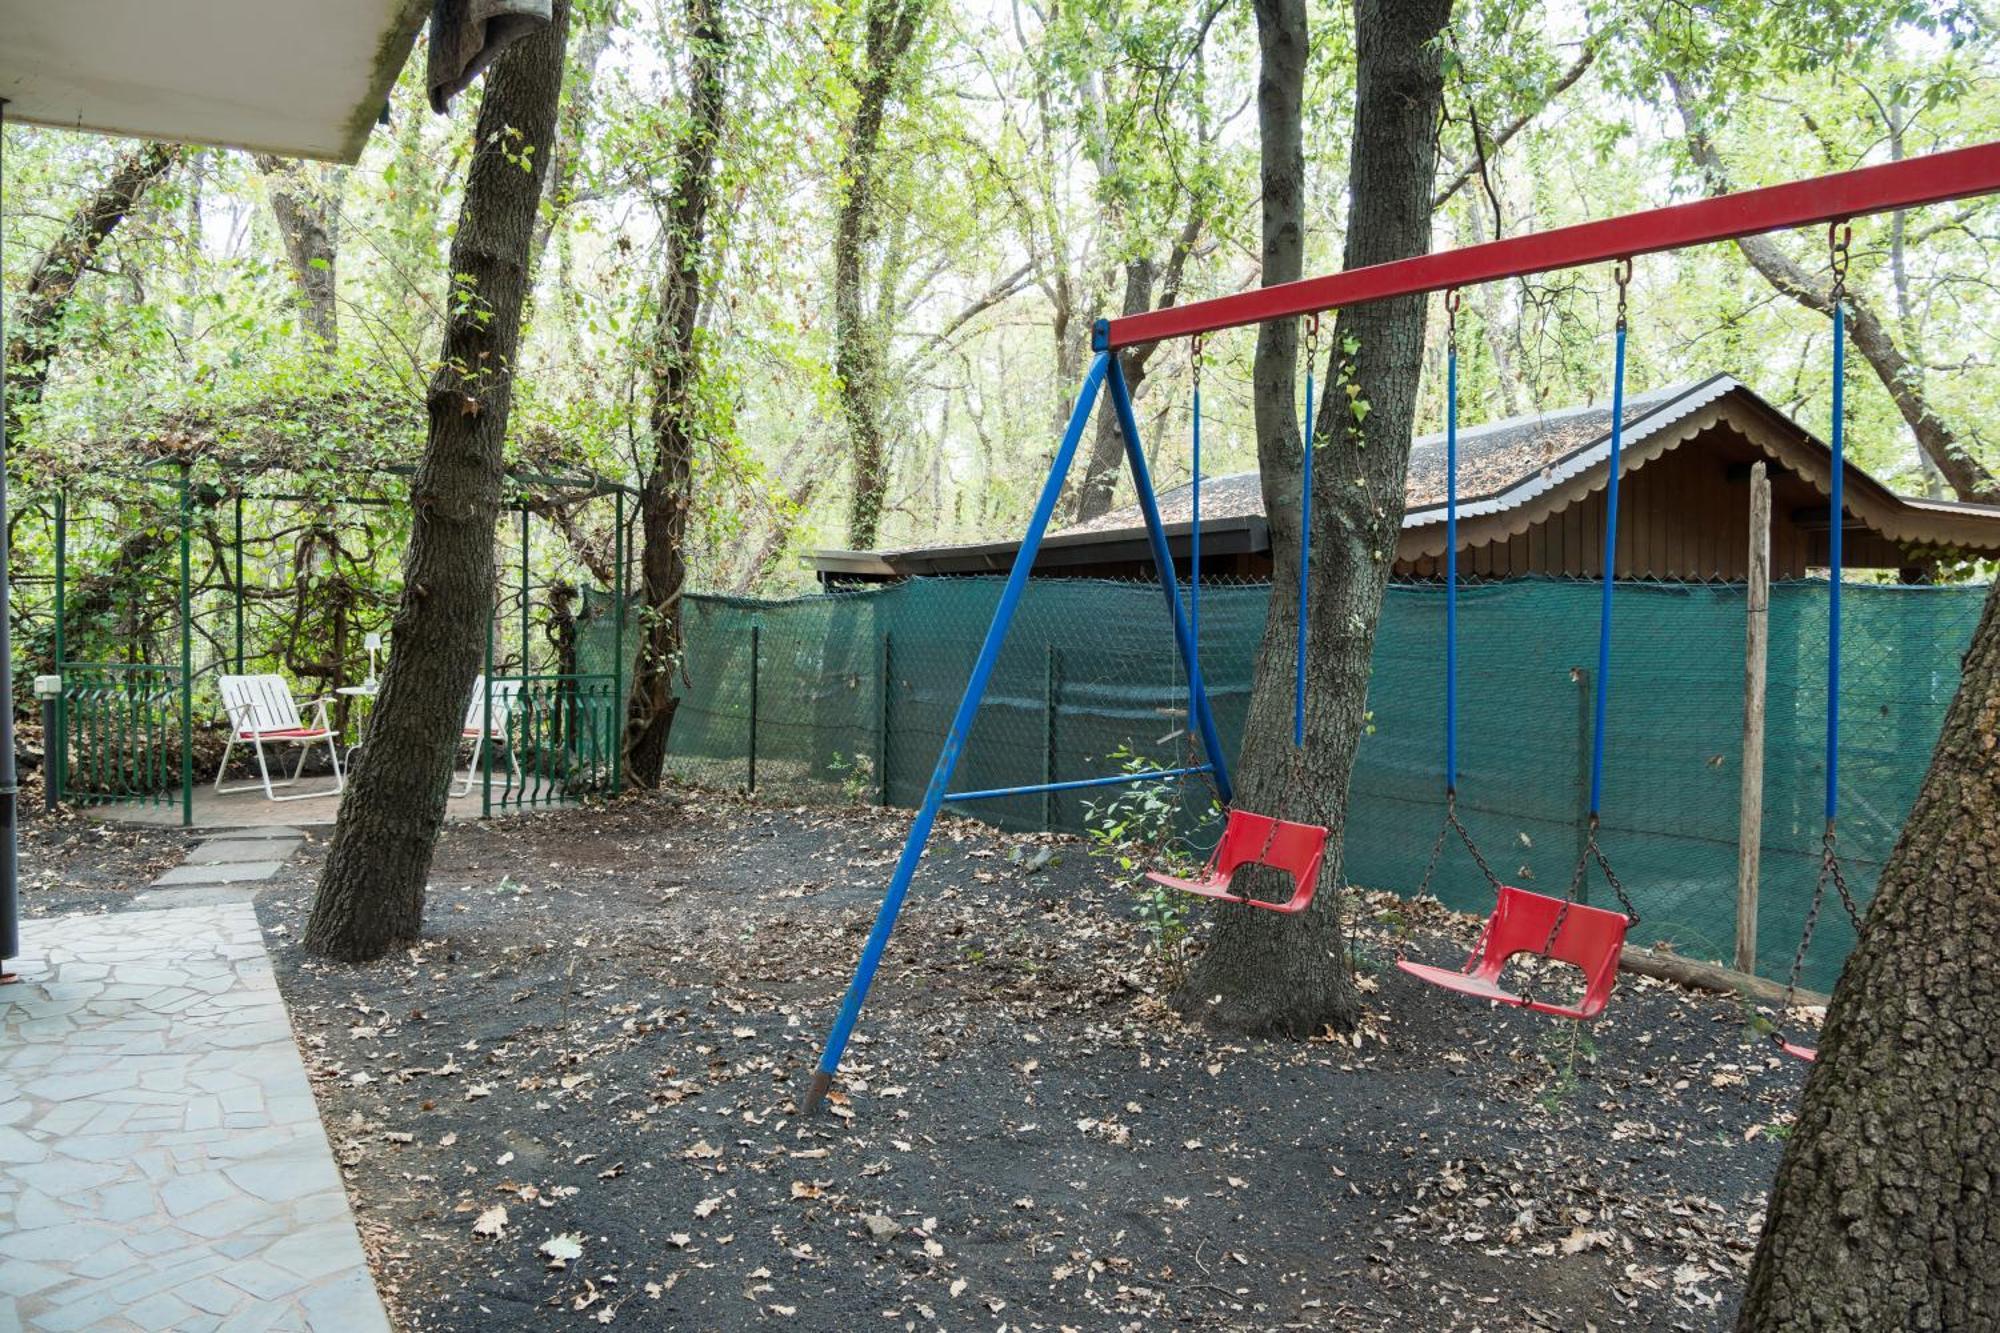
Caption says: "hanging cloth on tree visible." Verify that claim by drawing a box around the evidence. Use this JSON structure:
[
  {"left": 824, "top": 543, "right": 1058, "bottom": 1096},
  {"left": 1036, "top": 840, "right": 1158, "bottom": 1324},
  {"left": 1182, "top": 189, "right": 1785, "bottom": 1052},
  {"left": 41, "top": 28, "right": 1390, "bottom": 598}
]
[{"left": 427, "top": 0, "right": 553, "bottom": 112}]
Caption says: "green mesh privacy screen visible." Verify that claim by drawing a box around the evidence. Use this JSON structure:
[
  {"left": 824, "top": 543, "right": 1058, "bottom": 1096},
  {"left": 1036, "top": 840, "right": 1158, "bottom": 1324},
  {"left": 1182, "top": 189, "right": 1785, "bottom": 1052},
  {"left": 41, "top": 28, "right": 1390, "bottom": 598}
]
[{"left": 579, "top": 576, "right": 1985, "bottom": 990}]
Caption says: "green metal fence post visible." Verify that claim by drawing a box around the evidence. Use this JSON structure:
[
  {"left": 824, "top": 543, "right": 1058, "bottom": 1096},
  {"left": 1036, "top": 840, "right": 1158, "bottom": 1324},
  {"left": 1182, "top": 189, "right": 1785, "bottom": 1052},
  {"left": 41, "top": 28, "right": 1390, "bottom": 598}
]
[
  {"left": 53, "top": 489, "right": 66, "bottom": 804},
  {"left": 747, "top": 624, "right": 760, "bottom": 794},
  {"left": 877, "top": 632, "right": 892, "bottom": 807},
  {"left": 519, "top": 505, "right": 530, "bottom": 673},
  {"left": 1043, "top": 644, "right": 1060, "bottom": 831},
  {"left": 233, "top": 494, "right": 245, "bottom": 671},
  {"left": 482, "top": 613, "right": 495, "bottom": 819},
  {"left": 612, "top": 490, "right": 625, "bottom": 796},
  {"left": 178, "top": 464, "right": 194, "bottom": 828}
]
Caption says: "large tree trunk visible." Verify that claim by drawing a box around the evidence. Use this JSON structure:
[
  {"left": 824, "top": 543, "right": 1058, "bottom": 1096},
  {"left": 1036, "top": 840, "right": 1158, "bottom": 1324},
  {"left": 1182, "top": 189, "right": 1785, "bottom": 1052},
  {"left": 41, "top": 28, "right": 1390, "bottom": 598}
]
[
  {"left": 623, "top": 0, "right": 728, "bottom": 789},
  {"left": 252, "top": 156, "right": 342, "bottom": 354},
  {"left": 1176, "top": 0, "right": 1450, "bottom": 1036},
  {"left": 304, "top": 0, "right": 571, "bottom": 963},
  {"left": 5, "top": 142, "right": 182, "bottom": 436},
  {"left": 835, "top": 0, "right": 929, "bottom": 551},
  {"left": 1737, "top": 581, "right": 2000, "bottom": 1329}
]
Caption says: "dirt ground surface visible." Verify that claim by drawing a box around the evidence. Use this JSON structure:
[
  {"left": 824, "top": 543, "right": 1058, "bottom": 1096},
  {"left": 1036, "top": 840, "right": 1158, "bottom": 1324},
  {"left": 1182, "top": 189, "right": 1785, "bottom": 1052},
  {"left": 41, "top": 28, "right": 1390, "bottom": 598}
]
[
  {"left": 24, "top": 790, "right": 1813, "bottom": 1330},
  {"left": 258, "top": 793, "right": 1810, "bottom": 1332},
  {"left": 17, "top": 796, "right": 189, "bottom": 917}
]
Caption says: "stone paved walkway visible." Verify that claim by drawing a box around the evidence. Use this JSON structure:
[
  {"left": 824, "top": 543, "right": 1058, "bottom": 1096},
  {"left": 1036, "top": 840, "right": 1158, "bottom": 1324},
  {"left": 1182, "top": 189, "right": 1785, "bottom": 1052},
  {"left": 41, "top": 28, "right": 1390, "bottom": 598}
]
[{"left": 0, "top": 830, "right": 390, "bottom": 1331}]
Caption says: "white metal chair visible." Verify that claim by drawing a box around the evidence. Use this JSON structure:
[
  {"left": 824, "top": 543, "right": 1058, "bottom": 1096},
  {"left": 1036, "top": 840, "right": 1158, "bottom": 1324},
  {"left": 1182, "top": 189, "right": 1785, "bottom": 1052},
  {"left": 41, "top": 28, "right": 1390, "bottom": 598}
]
[
  {"left": 214, "top": 674, "right": 346, "bottom": 802},
  {"left": 456, "top": 675, "right": 525, "bottom": 795}
]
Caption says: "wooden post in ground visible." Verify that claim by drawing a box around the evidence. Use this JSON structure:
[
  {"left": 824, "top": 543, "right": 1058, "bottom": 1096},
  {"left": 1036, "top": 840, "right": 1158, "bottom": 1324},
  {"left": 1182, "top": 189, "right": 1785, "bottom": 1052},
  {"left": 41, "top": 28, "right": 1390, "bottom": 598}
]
[{"left": 1736, "top": 461, "right": 1771, "bottom": 975}]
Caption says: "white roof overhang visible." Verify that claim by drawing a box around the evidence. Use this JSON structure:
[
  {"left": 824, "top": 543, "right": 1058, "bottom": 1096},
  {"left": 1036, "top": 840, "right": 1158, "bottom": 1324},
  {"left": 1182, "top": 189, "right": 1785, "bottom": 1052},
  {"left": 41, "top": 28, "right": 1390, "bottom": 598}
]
[{"left": 0, "top": 0, "right": 430, "bottom": 161}]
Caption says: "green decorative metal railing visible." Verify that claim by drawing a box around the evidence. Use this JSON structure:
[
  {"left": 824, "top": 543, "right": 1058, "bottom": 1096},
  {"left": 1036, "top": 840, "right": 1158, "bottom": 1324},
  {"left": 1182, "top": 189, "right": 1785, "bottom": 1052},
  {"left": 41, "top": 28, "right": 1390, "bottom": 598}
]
[
  {"left": 57, "top": 664, "right": 191, "bottom": 820},
  {"left": 481, "top": 673, "right": 623, "bottom": 814}
]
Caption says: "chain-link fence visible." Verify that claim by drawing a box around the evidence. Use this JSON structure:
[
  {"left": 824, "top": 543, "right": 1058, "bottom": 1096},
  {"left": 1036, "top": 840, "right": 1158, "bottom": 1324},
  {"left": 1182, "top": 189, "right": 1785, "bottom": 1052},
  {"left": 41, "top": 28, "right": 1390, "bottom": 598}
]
[{"left": 581, "top": 575, "right": 1986, "bottom": 990}]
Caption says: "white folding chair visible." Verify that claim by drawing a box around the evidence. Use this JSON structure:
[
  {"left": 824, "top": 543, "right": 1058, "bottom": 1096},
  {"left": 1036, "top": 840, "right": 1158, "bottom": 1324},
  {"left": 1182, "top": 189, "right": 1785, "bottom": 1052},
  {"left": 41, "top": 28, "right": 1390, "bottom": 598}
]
[
  {"left": 214, "top": 674, "right": 346, "bottom": 802},
  {"left": 456, "top": 675, "right": 525, "bottom": 795}
]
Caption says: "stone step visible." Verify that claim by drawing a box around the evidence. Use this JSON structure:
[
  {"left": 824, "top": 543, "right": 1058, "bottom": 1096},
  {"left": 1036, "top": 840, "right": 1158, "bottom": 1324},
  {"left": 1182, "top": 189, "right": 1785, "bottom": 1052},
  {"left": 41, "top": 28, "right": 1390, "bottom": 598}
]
[
  {"left": 188, "top": 839, "right": 302, "bottom": 865},
  {"left": 130, "top": 884, "right": 263, "bottom": 911},
  {"left": 152, "top": 861, "right": 287, "bottom": 887}
]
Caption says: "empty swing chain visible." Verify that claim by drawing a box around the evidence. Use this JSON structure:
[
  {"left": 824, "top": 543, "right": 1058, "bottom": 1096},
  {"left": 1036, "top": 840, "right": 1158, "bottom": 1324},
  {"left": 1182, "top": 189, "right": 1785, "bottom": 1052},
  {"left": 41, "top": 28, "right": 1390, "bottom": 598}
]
[
  {"left": 1539, "top": 260, "right": 1639, "bottom": 968},
  {"left": 1414, "top": 792, "right": 1504, "bottom": 896},
  {"left": 1779, "top": 222, "right": 1863, "bottom": 1024},
  {"left": 1828, "top": 220, "right": 1852, "bottom": 308},
  {"left": 1784, "top": 823, "right": 1866, "bottom": 1002}
]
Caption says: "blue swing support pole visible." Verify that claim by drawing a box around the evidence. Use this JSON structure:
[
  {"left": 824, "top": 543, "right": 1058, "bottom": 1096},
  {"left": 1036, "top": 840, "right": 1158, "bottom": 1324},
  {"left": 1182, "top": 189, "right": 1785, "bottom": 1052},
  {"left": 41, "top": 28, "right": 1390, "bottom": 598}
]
[
  {"left": 1444, "top": 300, "right": 1459, "bottom": 794},
  {"left": 1825, "top": 278, "right": 1846, "bottom": 827},
  {"left": 1587, "top": 273, "right": 1630, "bottom": 821},
  {"left": 1293, "top": 324, "right": 1316, "bottom": 747},
  {"left": 804, "top": 334, "right": 1233, "bottom": 1114}
]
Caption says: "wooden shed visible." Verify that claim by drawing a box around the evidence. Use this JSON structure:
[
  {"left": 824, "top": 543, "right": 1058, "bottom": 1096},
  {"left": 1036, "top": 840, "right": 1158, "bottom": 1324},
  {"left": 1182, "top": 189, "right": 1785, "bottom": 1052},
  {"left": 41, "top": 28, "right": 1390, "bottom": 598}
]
[{"left": 813, "top": 375, "right": 2000, "bottom": 585}]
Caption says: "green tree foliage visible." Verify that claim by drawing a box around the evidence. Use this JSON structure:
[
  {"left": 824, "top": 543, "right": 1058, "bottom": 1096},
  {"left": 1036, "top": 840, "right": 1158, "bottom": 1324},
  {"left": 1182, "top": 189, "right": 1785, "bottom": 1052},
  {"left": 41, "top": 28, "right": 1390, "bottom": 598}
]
[{"left": 3, "top": 0, "right": 1996, "bottom": 701}]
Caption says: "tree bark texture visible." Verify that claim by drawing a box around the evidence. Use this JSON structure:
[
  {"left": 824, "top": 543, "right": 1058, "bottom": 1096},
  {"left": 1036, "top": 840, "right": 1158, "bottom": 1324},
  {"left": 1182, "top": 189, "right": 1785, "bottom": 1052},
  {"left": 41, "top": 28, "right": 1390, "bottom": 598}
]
[
  {"left": 1176, "top": 0, "right": 1450, "bottom": 1037},
  {"left": 624, "top": 0, "right": 728, "bottom": 789},
  {"left": 836, "top": 0, "right": 929, "bottom": 550},
  {"left": 1737, "top": 578, "right": 2000, "bottom": 1330},
  {"left": 253, "top": 156, "right": 342, "bottom": 354},
  {"left": 304, "top": 0, "right": 572, "bottom": 963},
  {"left": 5, "top": 142, "right": 182, "bottom": 437}
]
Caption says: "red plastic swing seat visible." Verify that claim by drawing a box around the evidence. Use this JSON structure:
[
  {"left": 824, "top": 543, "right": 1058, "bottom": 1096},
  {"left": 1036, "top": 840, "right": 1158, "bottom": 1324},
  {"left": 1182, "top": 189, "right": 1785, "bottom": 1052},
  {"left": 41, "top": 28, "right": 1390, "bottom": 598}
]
[
  {"left": 1396, "top": 884, "right": 1629, "bottom": 1021},
  {"left": 1146, "top": 810, "right": 1328, "bottom": 915}
]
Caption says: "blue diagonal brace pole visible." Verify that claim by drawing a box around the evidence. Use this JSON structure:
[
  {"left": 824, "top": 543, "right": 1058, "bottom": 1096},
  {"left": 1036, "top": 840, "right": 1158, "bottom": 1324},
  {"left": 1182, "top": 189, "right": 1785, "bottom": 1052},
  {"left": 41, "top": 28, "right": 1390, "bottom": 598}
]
[
  {"left": 1104, "top": 352, "right": 1233, "bottom": 803},
  {"left": 803, "top": 352, "right": 1114, "bottom": 1114}
]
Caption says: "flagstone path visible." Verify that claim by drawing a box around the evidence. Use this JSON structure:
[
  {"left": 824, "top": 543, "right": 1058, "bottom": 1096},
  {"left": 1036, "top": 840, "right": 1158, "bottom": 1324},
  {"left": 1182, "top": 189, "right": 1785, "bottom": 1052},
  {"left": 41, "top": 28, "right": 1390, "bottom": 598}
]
[{"left": 0, "top": 827, "right": 389, "bottom": 1331}]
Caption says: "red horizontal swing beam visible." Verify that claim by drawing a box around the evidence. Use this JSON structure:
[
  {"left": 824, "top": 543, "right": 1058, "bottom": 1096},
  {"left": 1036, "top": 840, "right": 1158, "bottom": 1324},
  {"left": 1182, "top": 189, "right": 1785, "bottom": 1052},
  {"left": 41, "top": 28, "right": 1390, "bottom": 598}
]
[{"left": 1101, "top": 140, "right": 2000, "bottom": 350}]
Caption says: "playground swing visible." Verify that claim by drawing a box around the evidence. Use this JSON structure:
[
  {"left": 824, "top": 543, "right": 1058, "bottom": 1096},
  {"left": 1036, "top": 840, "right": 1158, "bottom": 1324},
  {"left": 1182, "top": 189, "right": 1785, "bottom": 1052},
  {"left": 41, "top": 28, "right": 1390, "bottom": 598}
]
[
  {"left": 1145, "top": 320, "right": 1331, "bottom": 915},
  {"left": 801, "top": 144, "right": 2000, "bottom": 1115},
  {"left": 1395, "top": 265, "right": 1640, "bottom": 1022},
  {"left": 1769, "top": 226, "right": 1870, "bottom": 1063}
]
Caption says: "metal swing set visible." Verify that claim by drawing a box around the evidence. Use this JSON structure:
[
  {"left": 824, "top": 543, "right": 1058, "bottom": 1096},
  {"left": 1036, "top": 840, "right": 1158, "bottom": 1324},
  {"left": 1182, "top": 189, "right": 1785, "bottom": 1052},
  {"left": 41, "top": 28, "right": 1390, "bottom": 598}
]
[{"left": 802, "top": 140, "right": 2000, "bottom": 1114}]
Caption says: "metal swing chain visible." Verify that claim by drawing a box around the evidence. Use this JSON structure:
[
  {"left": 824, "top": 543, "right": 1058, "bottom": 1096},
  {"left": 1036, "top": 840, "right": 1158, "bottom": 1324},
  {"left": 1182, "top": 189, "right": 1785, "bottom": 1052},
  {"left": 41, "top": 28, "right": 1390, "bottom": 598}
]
[
  {"left": 1772, "top": 224, "right": 1862, "bottom": 1046},
  {"left": 1828, "top": 220, "right": 1852, "bottom": 308}
]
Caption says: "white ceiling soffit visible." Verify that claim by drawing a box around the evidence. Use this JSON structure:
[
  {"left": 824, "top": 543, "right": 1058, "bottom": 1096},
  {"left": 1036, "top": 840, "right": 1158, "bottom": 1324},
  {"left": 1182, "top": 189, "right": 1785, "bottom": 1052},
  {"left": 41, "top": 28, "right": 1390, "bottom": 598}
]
[{"left": 0, "top": 0, "right": 430, "bottom": 162}]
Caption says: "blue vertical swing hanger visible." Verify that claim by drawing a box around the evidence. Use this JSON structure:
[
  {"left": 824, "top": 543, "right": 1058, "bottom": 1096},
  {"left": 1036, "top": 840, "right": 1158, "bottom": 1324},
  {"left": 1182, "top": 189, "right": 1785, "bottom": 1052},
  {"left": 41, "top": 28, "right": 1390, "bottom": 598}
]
[{"left": 1773, "top": 222, "right": 1869, "bottom": 1064}]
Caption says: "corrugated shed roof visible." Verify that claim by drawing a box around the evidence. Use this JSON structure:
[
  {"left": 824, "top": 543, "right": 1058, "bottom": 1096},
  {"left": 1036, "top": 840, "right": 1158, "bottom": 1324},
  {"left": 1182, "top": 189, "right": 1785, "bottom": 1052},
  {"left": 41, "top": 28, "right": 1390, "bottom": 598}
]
[
  {"left": 1069, "top": 376, "right": 1731, "bottom": 536},
  {"left": 814, "top": 373, "right": 2000, "bottom": 576}
]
